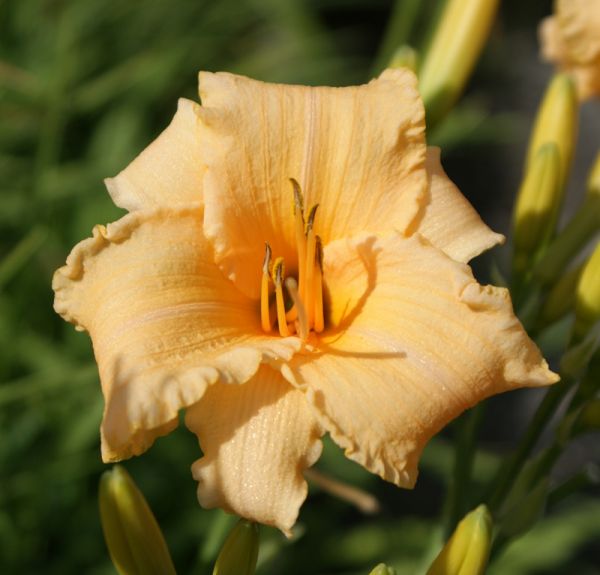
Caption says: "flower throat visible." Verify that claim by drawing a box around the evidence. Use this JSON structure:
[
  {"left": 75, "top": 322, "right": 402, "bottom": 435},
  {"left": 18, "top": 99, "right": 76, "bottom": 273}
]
[{"left": 260, "top": 179, "right": 324, "bottom": 340}]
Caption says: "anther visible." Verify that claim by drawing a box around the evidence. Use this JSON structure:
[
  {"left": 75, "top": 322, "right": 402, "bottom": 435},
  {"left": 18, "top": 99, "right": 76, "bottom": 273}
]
[
  {"left": 272, "top": 257, "right": 289, "bottom": 337},
  {"left": 261, "top": 243, "right": 272, "bottom": 332},
  {"left": 314, "top": 235, "right": 325, "bottom": 333}
]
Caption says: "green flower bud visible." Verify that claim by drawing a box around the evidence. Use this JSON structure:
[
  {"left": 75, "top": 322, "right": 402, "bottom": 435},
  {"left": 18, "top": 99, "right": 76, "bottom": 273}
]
[
  {"left": 540, "top": 262, "right": 584, "bottom": 325},
  {"left": 534, "top": 153, "right": 600, "bottom": 287},
  {"left": 586, "top": 152, "right": 600, "bottom": 198},
  {"left": 427, "top": 505, "right": 492, "bottom": 575},
  {"left": 388, "top": 45, "right": 418, "bottom": 73},
  {"left": 512, "top": 143, "right": 561, "bottom": 273},
  {"left": 213, "top": 519, "right": 259, "bottom": 575},
  {"left": 98, "top": 465, "right": 176, "bottom": 575},
  {"left": 575, "top": 243, "right": 600, "bottom": 339},
  {"left": 419, "top": 0, "right": 500, "bottom": 128},
  {"left": 526, "top": 74, "right": 578, "bottom": 190},
  {"left": 369, "top": 564, "right": 397, "bottom": 575}
]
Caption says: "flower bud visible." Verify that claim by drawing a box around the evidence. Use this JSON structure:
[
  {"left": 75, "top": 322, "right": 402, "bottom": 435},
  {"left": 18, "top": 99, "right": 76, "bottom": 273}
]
[
  {"left": 419, "top": 0, "right": 500, "bottom": 128},
  {"left": 575, "top": 243, "right": 600, "bottom": 339},
  {"left": 369, "top": 564, "right": 397, "bottom": 575},
  {"left": 426, "top": 505, "right": 492, "bottom": 575},
  {"left": 526, "top": 74, "right": 578, "bottom": 190},
  {"left": 586, "top": 152, "right": 600, "bottom": 198},
  {"left": 512, "top": 143, "right": 561, "bottom": 273},
  {"left": 534, "top": 153, "right": 600, "bottom": 286},
  {"left": 99, "top": 465, "right": 176, "bottom": 575},
  {"left": 388, "top": 45, "right": 418, "bottom": 73},
  {"left": 213, "top": 519, "right": 259, "bottom": 575},
  {"left": 540, "top": 262, "right": 584, "bottom": 325},
  {"left": 561, "top": 322, "right": 600, "bottom": 378}
]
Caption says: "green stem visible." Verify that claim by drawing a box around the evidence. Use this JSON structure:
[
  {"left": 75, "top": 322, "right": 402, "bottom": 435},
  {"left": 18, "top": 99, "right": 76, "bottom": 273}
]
[
  {"left": 485, "top": 379, "right": 573, "bottom": 513},
  {"left": 371, "top": 0, "right": 422, "bottom": 76},
  {"left": 547, "top": 464, "right": 600, "bottom": 508},
  {"left": 443, "top": 404, "right": 485, "bottom": 536}
]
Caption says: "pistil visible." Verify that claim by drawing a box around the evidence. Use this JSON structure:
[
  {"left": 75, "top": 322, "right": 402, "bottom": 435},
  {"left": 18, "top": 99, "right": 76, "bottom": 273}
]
[
  {"left": 261, "top": 243, "right": 272, "bottom": 332},
  {"left": 258, "top": 181, "right": 325, "bottom": 339},
  {"left": 304, "top": 204, "right": 319, "bottom": 330},
  {"left": 314, "top": 235, "right": 324, "bottom": 333},
  {"left": 285, "top": 277, "right": 308, "bottom": 340},
  {"left": 272, "top": 258, "right": 289, "bottom": 337}
]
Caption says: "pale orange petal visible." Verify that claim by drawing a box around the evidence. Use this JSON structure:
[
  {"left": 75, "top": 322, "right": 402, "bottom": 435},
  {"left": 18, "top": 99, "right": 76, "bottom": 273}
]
[
  {"left": 186, "top": 365, "right": 323, "bottom": 535},
  {"left": 413, "top": 147, "right": 504, "bottom": 263},
  {"left": 53, "top": 207, "right": 301, "bottom": 462},
  {"left": 198, "top": 69, "right": 427, "bottom": 297},
  {"left": 105, "top": 98, "right": 204, "bottom": 211},
  {"left": 556, "top": 0, "right": 600, "bottom": 65},
  {"left": 285, "top": 234, "right": 558, "bottom": 488},
  {"left": 540, "top": 2, "right": 600, "bottom": 100},
  {"left": 540, "top": 16, "right": 565, "bottom": 64}
]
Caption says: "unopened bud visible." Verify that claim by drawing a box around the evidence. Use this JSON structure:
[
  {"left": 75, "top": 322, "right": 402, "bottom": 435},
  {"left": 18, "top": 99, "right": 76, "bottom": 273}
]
[
  {"left": 369, "top": 564, "right": 397, "bottom": 575},
  {"left": 575, "top": 243, "right": 600, "bottom": 339},
  {"left": 526, "top": 74, "right": 578, "bottom": 190},
  {"left": 426, "top": 505, "right": 492, "bottom": 575},
  {"left": 577, "top": 399, "right": 600, "bottom": 431},
  {"left": 513, "top": 143, "right": 561, "bottom": 273},
  {"left": 388, "top": 45, "right": 418, "bottom": 73},
  {"left": 535, "top": 154, "right": 600, "bottom": 286},
  {"left": 213, "top": 519, "right": 259, "bottom": 575},
  {"left": 540, "top": 262, "right": 584, "bottom": 325},
  {"left": 99, "top": 465, "right": 176, "bottom": 575},
  {"left": 586, "top": 152, "right": 600, "bottom": 198},
  {"left": 419, "top": 0, "right": 500, "bottom": 128}
]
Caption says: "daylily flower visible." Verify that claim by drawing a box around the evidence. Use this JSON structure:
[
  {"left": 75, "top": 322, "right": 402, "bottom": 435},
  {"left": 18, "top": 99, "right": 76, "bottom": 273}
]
[
  {"left": 53, "top": 69, "right": 558, "bottom": 534},
  {"left": 540, "top": 0, "right": 600, "bottom": 100}
]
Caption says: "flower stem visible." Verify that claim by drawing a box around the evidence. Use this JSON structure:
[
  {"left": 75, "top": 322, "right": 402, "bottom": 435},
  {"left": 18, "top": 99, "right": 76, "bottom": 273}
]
[
  {"left": 443, "top": 404, "right": 485, "bottom": 536},
  {"left": 485, "top": 378, "right": 573, "bottom": 513},
  {"left": 371, "top": 0, "right": 422, "bottom": 75}
]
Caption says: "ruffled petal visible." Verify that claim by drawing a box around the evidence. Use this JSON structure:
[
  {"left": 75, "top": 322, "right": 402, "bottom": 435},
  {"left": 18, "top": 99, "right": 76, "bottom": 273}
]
[
  {"left": 105, "top": 98, "right": 204, "bottom": 211},
  {"left": 556, "top": 0, "right": 600, "bottom": 65},
  {"left": 540, "top": 2, "right": 600, "bottom": 100},
  {"left": 198, "top": 69, "right": 427, "bottom": 297},
  {"left": 186, "top": 365, "right": 323, "bottom": 535},
  {"left": 285, "top": 233, "right": 558, "bottom": 488},
  {"left": 52, "top": 207, "right": 301, "bottom": 462},
  {"left": 413, "top": 148, "right": 504, "bottom": 263}
]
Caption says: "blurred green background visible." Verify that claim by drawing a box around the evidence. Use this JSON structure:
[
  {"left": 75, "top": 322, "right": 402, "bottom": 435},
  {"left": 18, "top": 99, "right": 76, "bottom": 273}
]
[{"left": 1, "top": 0, "right": 599, "bottom": 573}]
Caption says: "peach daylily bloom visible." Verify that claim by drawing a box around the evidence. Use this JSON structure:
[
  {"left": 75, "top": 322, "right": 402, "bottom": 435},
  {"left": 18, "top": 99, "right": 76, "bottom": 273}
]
[
  {"left": 53, "top": 69, "right": 558, "bottom": 534},
  {"left": 540, "top": 0, "right": 600, "bottom": 100}
]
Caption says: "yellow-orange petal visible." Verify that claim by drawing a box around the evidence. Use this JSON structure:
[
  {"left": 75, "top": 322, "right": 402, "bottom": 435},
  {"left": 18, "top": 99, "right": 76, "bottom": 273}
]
[
  {"left": 540, "top": 1, "right": 600, "bottom": 100},
  {"left": 105, "top": 98, "right": 204, "bottom": 211},
  {"left": 52, "top": 207, "right": 301, "bottom": 462},
  {"left": 186, "top": 365, "right": 323, "bottom": 535},
  {"left": 285, "top": 233, "right": 558, "bottom": 488},
  {"left": 413, "top": 147, "right": 504, "bottom": 263},
  {"left": 198, "top": 69, "right": 427, "bottom": 298},
  {"left": 556, "top": 0, "right": 600, "bottom": 65}
]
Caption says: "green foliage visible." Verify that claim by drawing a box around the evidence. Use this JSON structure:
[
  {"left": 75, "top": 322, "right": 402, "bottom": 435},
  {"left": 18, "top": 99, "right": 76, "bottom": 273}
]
[{"left": 1, "top": 0, "right": 598, "bottom": 574}]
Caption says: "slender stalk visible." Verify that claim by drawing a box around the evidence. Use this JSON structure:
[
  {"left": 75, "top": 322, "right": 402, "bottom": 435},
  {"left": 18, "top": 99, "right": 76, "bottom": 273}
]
[
  {"left": 371, "top": 0, "right": 422, "bottom": 76},
  {"left": 443, "top": 404, "right": 485, "bottom": 536},
  {"left": 485, "top": 379, "right": 573, "bottom": 513}
]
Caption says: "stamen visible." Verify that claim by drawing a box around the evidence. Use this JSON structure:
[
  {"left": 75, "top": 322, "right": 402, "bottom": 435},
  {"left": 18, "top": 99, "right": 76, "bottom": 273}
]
[
  {"left": 314, "top": 235, "right": 324, "bottom": 333},
  {"left": 285, "top": 277, "right": 308, "bottom": 340},
  {"left": 272, "top": 257, "right": 289, "bottom": 337},
  {"left": 290, "top": 178, "right": 307, "bottom": 303},
  {"left": 304, "top": 204, "right": 319, "bottom": 329},
  {"left": 261, "top": 243, "right": 272, "bottom": 332}
]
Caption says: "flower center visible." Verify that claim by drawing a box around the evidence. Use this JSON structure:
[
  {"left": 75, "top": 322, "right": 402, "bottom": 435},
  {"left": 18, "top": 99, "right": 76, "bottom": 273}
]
[{"left": 260, "top": 179, "right": 324, "bottom": 340}]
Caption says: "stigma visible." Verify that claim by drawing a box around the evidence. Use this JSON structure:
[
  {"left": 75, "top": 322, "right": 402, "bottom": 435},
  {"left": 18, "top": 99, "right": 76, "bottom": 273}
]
[{"left": 260, "top": 179, "right": 325, "bottom": 340}]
